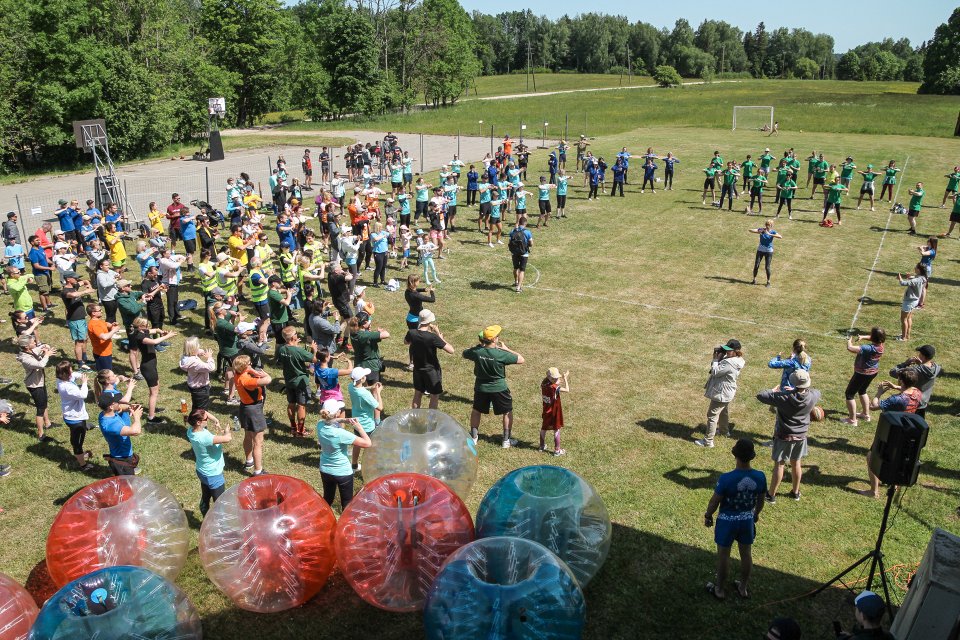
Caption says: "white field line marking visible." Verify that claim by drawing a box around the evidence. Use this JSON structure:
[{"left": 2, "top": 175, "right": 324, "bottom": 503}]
[{"left": 848, "top": 156, "right": 909, "bottom": 331}]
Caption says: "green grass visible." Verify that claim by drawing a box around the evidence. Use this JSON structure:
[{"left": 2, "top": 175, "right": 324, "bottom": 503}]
[
  {"left": 464, "top": 72, "right": 654, "bottom": 99},
  {"left": 2, "top": 122, "right": 960, "bottom": 638},
  {"left": 284, "top": 79, "right": 960, "bottom": 140}
]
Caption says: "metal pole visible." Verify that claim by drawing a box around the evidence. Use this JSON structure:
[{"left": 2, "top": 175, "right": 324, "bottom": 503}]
[
  {"left": 420, "top": 134, "right": 424, "bottom": 174},
  {"left": 267, "top": 156, "right": 272, "bottom": 175},
  {"left": 15, "top": 193, "right": 27, "bottom": 242},
  {"left": 205, "top": 166, "right": 211, "bottom": 204},
  {"left": 565, "top": 113, "right": 569, "bottom": 141},
  {"left": 490, "top": 125, "right": 494, "bottom": 155},
  {"left": 457, "top": 130, "right": 460, "bottom": 158}
]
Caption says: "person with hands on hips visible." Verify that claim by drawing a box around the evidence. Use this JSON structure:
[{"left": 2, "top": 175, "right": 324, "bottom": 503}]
[{"left": 703, "top": 438, "right": 766, "bottom": 601}]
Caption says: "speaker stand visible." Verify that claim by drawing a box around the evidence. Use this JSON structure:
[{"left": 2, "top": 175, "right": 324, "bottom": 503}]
[{"left": 811, "top": 484, "right": 897, "bottom": 620}]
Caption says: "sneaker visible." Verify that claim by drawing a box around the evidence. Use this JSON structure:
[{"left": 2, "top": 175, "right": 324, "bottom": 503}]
[
  {"left": 352, "top": 463, "right": 362, "bottom": 473},
  {"left": 488, "top": 242, "right": 494, "bottom": 248},
  {"left": 78, "top": 364, "right": 93, "bottom": 373},
  {"left": 537, "top": 445, "right": 546, "bottom": 453},
  {"left": 253, "top": 469, "right": 268, "bottom": 476},
  {"left": 434, "top": 279, "right": 441, "bottom": 284},
  {"left": 472, "top": 436, "right": 479, "bottom": 445},
  {"left": 226, "top": 398, "right": 241, "bottom": 406},
  {"left": 788, "top": 490, "right": 802, "bottom": 501},
  {"left": 79, "top": 463, "right": 95, "bottom": 472},
  {"left": 765, "top": 493, "right": 776, "bottom": 504},
  {"left": 133, "top": 372, "right": 145, "bottom": 381},
  {"left": 553, "top": 449, "right": 566, "bottom": 456},
  {"left": 147, "top": 416, "right": 164, "bottom": 424},
  {"left": 502, "top": 438, "right": 517, "bottom": 449},
  {"left": 133, "top": 467, "right": 143, "bottom": 475},
  {"left": 0, "top": 464, "right": 11, "bottom": 477},
  {"left": 497, "top": 240, "right": 503, "bottom": 245},
  {"left": 694, "top": 439, "right": 714, "bottom": 448},
  {"left": 244, "top": 460, "right": 255, "bottom": 470}
]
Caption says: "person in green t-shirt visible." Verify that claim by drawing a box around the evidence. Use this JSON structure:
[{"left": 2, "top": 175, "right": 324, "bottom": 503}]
[
  {"left": 856, "top": 164, "right": 881, "bottom": 211},
  {"left": 938, "top": 193, "right": 960, "bottom": 238},
  {"left": 5, "top": 269, "right": 35, "bottom": 314},
  {"left": 941, "top": 166, "right": 960, "bottom": 208},
  {"left": 906, "top": 182, "right": 925, "bottom": 235},
  {"left": 747, "top": 174, "right": 767, "bottom": 215},
  {"left": 758, "top": 148, "right": 774, "bottom": 175},
  {"left": 266, "top": 276, "right": 293, "bottom": 345},
  {"left": 810, "top": 154, "right": 828, "bottom": 199},
  {"left": 741, "top": 155, "right": 755, "bottom": 191},
  {"left": 277, "top": 326, "right": 317, "bottom": 437},
  {"left": 462, "top": 324, "right": 524, "bottom": 448},
  {"left": 719, "top": 163, "right": 740, "bottom": 211},
  {"left": 805, "top": 151, "right": 818, "bottom": 188},
  {"left": 839, "top": 157, "right": 857, "bottom": 188},
  {"left": 821, "top": 177, "right": 849, "bottom": 225},
  {"left": 879, "top": 160, "right": 900, "bottom": 203},
  {"left": 702, "top": 166, "right": 719, "bottom": 205},
  {"left": 776, "top": 172, "right": 798, "bottom": 219},
  {"left": 348, "top": 312, "right": 389, "bottom": 384},
  {"left": 213, "top": 302, "right": 241, "bottom": 404},
  {"left": 773, "top": 160, "right": 790, "bottom": 204},
  {"left": 788, "top": 154, "right": 801, "bottom": 183},
  {"left": 710, "top": 151, "right": 723, "bottom": 169}
]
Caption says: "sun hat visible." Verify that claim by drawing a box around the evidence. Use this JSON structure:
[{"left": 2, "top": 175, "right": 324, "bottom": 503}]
[
  {"left": 322, "top": 399, "right": 345, "bottom": 415},
  {"left": 547, "top": 367, "right": 561, "bottom": 380},
  {"left": 789, "top": 369, "right": 811, "bottom": 389},
  {"left": 418, "top": 309, "right": 436, "bottom": 325},
  {"left": 354, "top": 286, "right": 366, "bottom": 296},
  {"left": 481, "top": 325, "right": 502, "bottom": 341},
  {"left": 235, "top": 322, "right": 257, "bottom": 334},
  {"left": 116, "top": 279, "right": 132, "bottom": 288},
  {"left": 350, "top": 367, "right": 372, "bottom": 382}
]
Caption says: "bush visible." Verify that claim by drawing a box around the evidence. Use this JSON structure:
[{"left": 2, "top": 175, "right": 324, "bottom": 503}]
[{"left": 653, "top": 65, "right": 682, "bottom": 88}]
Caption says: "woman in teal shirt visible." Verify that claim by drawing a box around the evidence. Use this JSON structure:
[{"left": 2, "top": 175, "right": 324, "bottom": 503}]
[
  {"left": 186, "top": 409, "right": 232, "bottom": 515},
  {"left": 347, "top": 367, "right": 382, "bottom": 472},
  {"left": 317, "top": 398, "right": 371, "bottom": 508}
]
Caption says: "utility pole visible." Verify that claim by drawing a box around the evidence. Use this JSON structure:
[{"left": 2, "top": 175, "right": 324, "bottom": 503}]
[
  {"left": 721, "top": 43, "right": 725, "bottom": 76},
  {"left": 526, "top": 39, "right": 530, "bottom": 92}
]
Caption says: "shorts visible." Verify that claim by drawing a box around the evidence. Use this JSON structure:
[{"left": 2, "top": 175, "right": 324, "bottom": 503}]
[
  {"left": 516, "top": 208, "right": 526, "bottom": 218},
  {"left": 907, "top": 208, "right": 920, "bottom": 218},
  {"left": 472, "top": 389, "right": 513, "bottom": 415},
  {"left": 285, "top": 380, "right": 311, "bottom": 405},
  {"left": 861, "top": 183, "right": 875, "bottom": 194},
  {"left": 447, "top": 205, "right": 457, "bottom": 218},
  {"left": 538, "top": 200, "right": 551, "bottom": 214},
  {"left": 403, "top": 249, "right": 410, "bottom": 258},
  {"left": 141, "top": 359, "right": 159, "bottom": 387},
  {"left": 403, "top": 173, "right": 413, "bottom": 183},
  {"left": 303, "top": 168, "right": 313, "bottom": 177},
  {"left": 111, "top": 260, "right": 124, "bottom": 269},
  {"left": 751, "top": 188, "right": 762, "bottom": 196},
  {"left": 170, "top": 227, "right": 183, "bottom": 242},
  {"left": 183, "top": 239, "right": 197, "bottom": 254},
  {"left": 94, "top": 354, "right": 113, "bottom": 371},
  {"left": 35, "top": 273, "right": 52, "bottom": 295},
  {"left": 512, "top": 254, "right": 528, "bottom": 271},
  {"left": 845, "top": 372, "right": 877, "bottom": 400},
  {"left": 902, "top": 299, "right": 918, "bottom": 313},
  {"left": 479, "top": 202, "right": 491, "bottom": 217},
  {"left": 813, "top": 177, "right": 825, "bottom": 185},
  {"left": 771, "top": 438, "right": 808, "bottom": 463},
  {"left": 68, "top": 319, "right": 88, "bottom": 342},
  {"left": 239, "top": 402, "right": 268, "bottom": 432},
  {"left": 951, "top": 211, "right": 960, "bottom": 224},
  {"left": 254, "top": 302, "right": 269, "bottom": 321},
  {"left": 715, "top": 517, "right": 756, "bottom": 547},
  {"left": 28, "top": 386, "right": 48, "bottom": 415},
  {"left": 489, "top": 214, "right": 501, "bottom": 224},
  {"left": 556, "top": 195, "right": 566, "bottom": 208},
  {"left": 703, "top": 178, "right": 715, "bottom": 189},
  {"left": 392, "top": 181, "right": 402, "bottom": 190},
  {"left": 413, "top": 367, "right": 443, "bottom": 395}
]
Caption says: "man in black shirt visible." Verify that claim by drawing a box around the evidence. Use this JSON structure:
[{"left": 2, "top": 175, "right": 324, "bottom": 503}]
[
  {"left": 141, "top": 266, "right": 166, "bottom": 335},
  {"left": 61, "top": 270, "right": 96, "bottom": 371},
  {"left": 327, "top": 262, "right": 353, "bottom": 350},
  {"left": 837, "top": 590, "right": 895, "bottom": 640},
  {"left": 404, "top": 309, "right": 454, "bottom": 409}
]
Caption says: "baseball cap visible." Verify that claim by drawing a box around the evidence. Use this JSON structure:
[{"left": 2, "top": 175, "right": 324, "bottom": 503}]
[
  {"left": 766, "top": 617, "right": 801, "bottom": 640},
  {"left": 854, "top": 591, "right": 885, "bottom": 620},
  {"left": 58, "top": 199, "right": 68, "bottom": 206},
  {"left": 210, "top": 287, "right": 227, "bottom": 297},
  {"left": 235, "top": 322, "right": 257, "bottom": 334},
  {"left": 354, "top": 286, "right": 366, "bottom": 296},
  {"left": 732, "top": 438, "right": 756, "bottom": 461},
  {"left": 116, "top": 279, "right": 132, "bottom": 288},
  {"left": 54, "top": 242, "right": 69, "bottom": 250},
  {"left": 789, "top": 369, "right": 811, "bottom": 389},
  {"left": 62, "top": 270, "right": 79, "bottom": 280},
  {"left": 418, "top": 309, "right": 436, "bottom": 325},
  {"left": 322, "top": 399, "right": 345, "bottom": 415},
  {"left": 720, "top": 338, "right": 741, "bottom": 351},
  {"left": 350, "top": 367, "right": 372, "bottom": 382},
  {"left": 917, "top": 344, "right": 936, "bottom": 359},
  {"left": 547, "top": 367, "right": 561, "bottom": 380},
  {"left": 216, "top": 253, "right": 229, "bottom": 263},
  {"left": 97, "top": 392, "right": 119, "bottom": 410},
  {"left": 481, "top": 325, "right": 502, "bottom": 341}
]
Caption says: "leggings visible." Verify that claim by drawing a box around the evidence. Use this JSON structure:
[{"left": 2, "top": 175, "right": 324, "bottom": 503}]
[
  {"left": 400, "top": 213, "right": 411, "bottom": 227},
  {"left": 610, "top": 182, "right": 624, "bottom": 197},
  {"left": 102, "top": 300, "right": 118, "bottom": 324},
  {"left": 719, "top": 184, "right": 735, "bottom": 210},
  {"left": 823, "top": 203, "right": 841, "bottom": 221},
  {"left": 347, "top": 263, "right": 359, "bottom": 294},
  {"left": 879, "top": 183, "right": 894, "bottom": 201},
  {"left": 65, "top": 420, "right": 87, "bottom": 455},
  {"left": 642, "top": 176, "right": 655, "bottom": 191},
  {"left": 373, "top": 252, "right": 388, "bottom": 285},
  {"left": 467, "top": 189, "right": 477, "bottom": 205},
  {"left": 199, "top": 480, "right": 225, "bottom": 515},
  {"left": 321, "top": 471, "right": 354, "bottom": 508},
  {"left": 777, "top": 199, "right": 792, "bottom": 216},
  {"left": 588, "top": 184, "right": 599, "bottom": 199},
  {"left": 753, "top": 251, "right": 772, "bottom": 281},
  {"left": 422, "top": 257, "right": 438, "bottom": 284},
  {"left": 750, "top": 192, "right": 763, "bottom": 212},
  {"left": 664, "top": 170, "right": 674, "bottom": 189},
  {"left": 845, "top": 372, "right": 877, "bottom": 400}
]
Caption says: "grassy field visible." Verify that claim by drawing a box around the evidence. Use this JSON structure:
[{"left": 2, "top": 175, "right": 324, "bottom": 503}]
[
  {"left": 1, "top": 97, "right": 960, "bottom": 638},
  {"left": 285, "top": 79, "right": 960, "bottom": 140},
  {"left": 464, "top": 72, "right": 654, "bottom": 99}
]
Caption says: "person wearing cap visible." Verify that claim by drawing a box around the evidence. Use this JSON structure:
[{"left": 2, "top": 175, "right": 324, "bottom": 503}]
[
  {"left": 215, "top": 252, "right": 243, "bottom": 300},
  {"left": 764, "top": 617, "right": 802, "bottom": 640},
  {"left": 756, "top": 369, "right": 821, "bottom": 503},
  {"left": 186, "top": 408, "right": 231, "bottom": 516},
  {"left": 317, "top": 398, "right": 371, "bottom": 508},
  {"left": 463, "top": 325, "right": 525, "bottom": 448},
  {"left": 52, "top": 241, "right": 77, "bottom": 285},
  {"left": 16, "top": 333, "right": 56, "bottom": 442},
  {"left": 697, "top": 339, "right": 745, "bottom": 448},
  {"left": 78, "top": 215, "right": 99, "bottom": 250},
  {"left": 211, "top": 302, "right": 242, "bottom": 404},
  {"left": 887, "top": 344, "right": 940, "bottom": 419},
  {"left": 540, "top": 367, "right": 570, "bottom": 456},
  {"left": 405, "top": 309, "right": 454, "bottom": 410},
  {"left": 60, "top": 270, "right": 96, "bottom": 371},
  {"left": 758, "top": 147, "right": 774, "bottom": 177},
  {"left": 347, "top": 365, "right": 382, "bottom": 472},
  {"left": 55, "top": 199, "right": 78, "bottom": 244},
  {"left": 277, "top": 326, "right": 318, "bottom": 438},
  {"left": 703, "top": 438, "right": 766, "bottom": 600},
  {"left": 97, "top": 391, "right": 143, "bottom": 476},
  {"left": 2, "top": 211, "right": 20, "bottom": 247},
  {"left": 233, "top": 355, "right": 272, "bottom": 475},
  {"left": 836, "top": 591, "right": 893, "bottom": 639}
]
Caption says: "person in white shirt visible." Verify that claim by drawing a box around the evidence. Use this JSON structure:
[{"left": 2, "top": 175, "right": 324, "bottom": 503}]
[
  {"left": 180, "top": 336, "right": 217, "bottom": 413},
  {"left": 159, "top": 247, "right": 186, "bottom": 325},
  {"left": 55, "top": 361, "right": 95, "bottom": 471}
]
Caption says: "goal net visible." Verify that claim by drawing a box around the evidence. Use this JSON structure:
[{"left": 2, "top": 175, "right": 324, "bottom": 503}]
[{"left": 732, "top": 106, "right": 774, "bottom": 132}]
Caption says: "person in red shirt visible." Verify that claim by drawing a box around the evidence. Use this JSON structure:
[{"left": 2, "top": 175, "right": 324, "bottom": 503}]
[
  {"left": 166, "top": 193, "right": 184, "bottom": 251},
  {"left": 302, "top": 149, "right": 313, "bottom": 190},
  {"left": 539, "top": 367, "right": 570, "bottom": 456}
]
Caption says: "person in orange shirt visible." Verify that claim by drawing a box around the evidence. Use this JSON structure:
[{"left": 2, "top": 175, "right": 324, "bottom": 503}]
[
  {"left": 234, "top": 355, "right": 272, "bottom": 475},
  {"left": 503, "top": 135, "right": 513, "bottom": 160},
  {"left": 86, "top": 303, "right": 121, "bottom": 372}
]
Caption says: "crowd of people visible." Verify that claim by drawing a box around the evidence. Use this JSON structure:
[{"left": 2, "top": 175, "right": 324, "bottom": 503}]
[{"left": 0, "top": 131, "right": 951, "bottom": 637}]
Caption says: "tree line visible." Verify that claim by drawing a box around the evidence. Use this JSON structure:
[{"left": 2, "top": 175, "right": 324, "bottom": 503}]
[{"left": 1, "top": 0, "right": 958, "bottom": 175}]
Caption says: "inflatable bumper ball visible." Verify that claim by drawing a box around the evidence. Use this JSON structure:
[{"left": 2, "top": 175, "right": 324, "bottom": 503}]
[{"left": 0, "top": 572, "right": 39, "bottom": 640}]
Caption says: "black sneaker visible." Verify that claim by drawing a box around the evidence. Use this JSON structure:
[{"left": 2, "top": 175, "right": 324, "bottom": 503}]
[
  {"left": 764, "top": 492, "right": 776, "bottom": 504},
  {"left": 243, "top": 460, "right": 255, "bottom": 470},
  {"left": 147, "top": 416, "right": 164, "bottom": 424},
  {"left": 0, "top": 464, "right": 11, "bottom": 477},
  {"left": 38, "top": 435, "right": 54, "bottom": 443},
  {"left": 788, "top": 490, "right": 802, "bottom": 501}
]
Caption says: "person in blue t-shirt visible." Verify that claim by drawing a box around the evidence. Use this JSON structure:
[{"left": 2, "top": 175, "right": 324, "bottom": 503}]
[
  {"left": 85, "top": 200, "right": 103, "bottom": 225},
  {"left": 55, "top": 199, "right": 77, "bottom": 242},
  {"left": 641, "top": 158, "right": 658, "bottom": 193},
  {"left": 703, "top": 438, "right": 766, "bottom": 600},
  {"left": 27, "top": 235, "right": 55, "bottom": 312},
  {"left": 547, "top": 152, "right": 558, "bottom": 185},
  {"left": 186, "top": 408, "right": 232, "bottom": 515},
  {"left": 610, "top": 159, "right": 626, "bottom": 197},
  {"left": 663, "top": 153, "right": 680, "bottom": 190},
  {"left": 749, "top": 220, "right": 783, "bottom": 287},
  {"left": 97, "top": 392, "right": 143, "bottom": 476},
  {"left": 180, "top": 208, "right": 197, "bottom": 270},
  {"left": 466, "top": 165, "right": 480, "bottom": 206}
]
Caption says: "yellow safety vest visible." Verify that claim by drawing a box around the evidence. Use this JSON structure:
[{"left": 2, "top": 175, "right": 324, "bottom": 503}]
[
  {"left": 217, "top": 267, "right": 237, "bottom": 296},
  {"left": 248, "top": 268, "right": 268, "bottom": 304},
  {"left": 278, "top": 253, "right": 297, "bottom": 283},
  {"left": 255, "top": 245, "right": 275, "bottom": 274},
  {"left": 198, "top": 261, "right": 217, "bottom": 293}
]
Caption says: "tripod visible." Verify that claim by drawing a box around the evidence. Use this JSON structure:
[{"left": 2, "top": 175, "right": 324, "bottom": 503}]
[{"left": 812, "top": 483, "right": 897, "bottom": 620}]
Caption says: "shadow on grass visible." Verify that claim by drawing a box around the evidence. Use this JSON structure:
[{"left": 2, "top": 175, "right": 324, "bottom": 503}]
[
  {"left": 854, "top": 296, "right": 899, "bottom": 307},
  {"left": 469, "top": 280, "right": 513, "bottom": 291},
  {"left": 636, "top": 417, "right": 696, "bottom": 441},
  {"left": 799, "top": 465, "right": 864, "bottom": 492},
  {"left": 807, "top": 435, "right": 868, "bottom": 457},
  {"left": 663, "top": 466, "right": 717, "bottom": 491},
  {"left": 704, "top": 275, "right": 755, "bottom": 286},
  {"left": 193, "top": 522, "right": 854, "bottom": 640}
]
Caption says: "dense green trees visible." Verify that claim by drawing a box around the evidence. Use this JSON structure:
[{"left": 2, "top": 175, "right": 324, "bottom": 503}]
[
  {"left": 920, "top": 7, "right": 960, "bottom": 94},
  {"left": 836, "top": 38, "right": 925, "bottom": 82}
]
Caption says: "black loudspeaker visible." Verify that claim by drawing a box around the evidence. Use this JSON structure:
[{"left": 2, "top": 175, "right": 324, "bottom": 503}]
[
  {"left": 208, "top": 130, "right": 225, "bottom": 162},
  {"left": 869, "top": 411, "right": 928, "bottom": 486}
]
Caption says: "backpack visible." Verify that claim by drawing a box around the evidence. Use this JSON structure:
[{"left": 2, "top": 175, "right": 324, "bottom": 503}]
[{"left": 508, "top": 228, "right": 529, "bottom": 256}]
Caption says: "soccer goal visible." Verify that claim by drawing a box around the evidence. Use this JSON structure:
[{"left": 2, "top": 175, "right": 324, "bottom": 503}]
[{"left": 732, "top": 106, "right": 774, "bottom": 132}]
